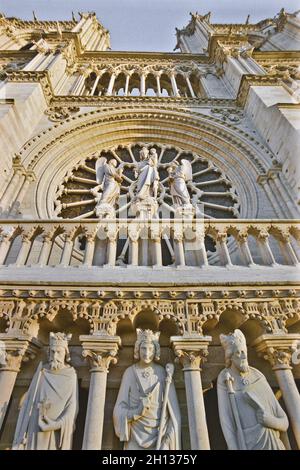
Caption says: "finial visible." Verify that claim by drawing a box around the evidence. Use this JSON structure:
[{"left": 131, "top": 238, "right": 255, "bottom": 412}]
[
  {"left": 72, "top": 11, "right": 76, "bottom": 22},
  {"left": 32, "top": 11, "right": 38, "bottom": 21},
  {"left": 245, "top": 14, "right": 250, "bottom": 25}
]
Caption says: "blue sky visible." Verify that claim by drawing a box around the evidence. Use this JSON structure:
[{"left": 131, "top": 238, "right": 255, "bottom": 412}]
[{"left": 0, "top": 0, "right": 299, "bottom": 51}]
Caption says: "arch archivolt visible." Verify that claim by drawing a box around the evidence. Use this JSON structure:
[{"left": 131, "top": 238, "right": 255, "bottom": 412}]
[{"left": 14, "top": 105, "right": 275, "bottom": 220}]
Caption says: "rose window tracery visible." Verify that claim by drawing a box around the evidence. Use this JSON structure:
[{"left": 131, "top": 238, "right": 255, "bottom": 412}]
[{"left": 54, "top": 143, "right": 240, "bottom": 221}]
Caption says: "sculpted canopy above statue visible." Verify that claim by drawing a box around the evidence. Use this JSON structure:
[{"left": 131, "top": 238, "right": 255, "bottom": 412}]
[
  {"left": 217, "top": 329, "right": 289, "bottom": 450},
  {"left": 113, "top": 329, "right": 181, "bottom": 450},
  {"left": 12, "top": 332, "right": 78, "bottom": 450}
]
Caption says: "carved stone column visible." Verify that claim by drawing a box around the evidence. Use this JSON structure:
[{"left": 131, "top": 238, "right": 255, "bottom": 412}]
[
  {"left": 0, "top": 232, "right": 12, "bottom": 265},
  {"left": 174, "top": 234, "right": 185, "bottom": 266},
  {"left": 106, "top": 73, "right": 116, "bottom": 96},
  {"left": 0, "top": 168, "right": 26, "bottom": 211},
  {"left": 83, "top": 232, "right": 96, "bottom": 267},
  {"left": 170, "top": 73, "right": 180, "bottom": 97},
  {"left": 236, "top": 232, "right": 255, "bottom": 266},
  {"left": 90, "top": 75, "right": 100, "bottom": 96},
  {"left": 14, "top": 233, "right": 32, "bottom": 267},
  {"left": 185, "top": 75, "right": 196, "bottom": 98},
  {"left": 106, "top": 235, "right": 117, "bottom": 266},
  {"left": 215, "top": 232, "right": 232, "bottom": 266},
  {"left": 80, "top": 335, "right": 121, "bottom": 450},
  {"left": 257, "top": 232, "right": 276, "bottom": 266},
  {"left": 59, "top": 233, "right": 74, "bottom": 267},
  {"left": 15, "top": 172, "right": 35, "bottom": 207},
  {"left": 253, "top": 334, "right": 300, "bottom": 449},
  {"left": 36, "top": 233, "right": 52, "bottom": 267},
  {"left": 155, "top": 74, "right": 161, "bottom": 97},
  {"left": 124, "top": 74, "right": 130, "bottom": 96},
  {"left": 171, "top": 335, "right": 212, "bottom": 449},
  {"left": 0, "top": 333, "right": 41, "bottom": 431},
  {"left": 140, "top": 74, "right": 146, "bottom": 96}
]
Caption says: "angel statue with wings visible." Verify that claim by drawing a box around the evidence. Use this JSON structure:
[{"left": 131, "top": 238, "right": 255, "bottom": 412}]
[
  {"left": 167, "top": 159, "right": 192, "bottom": 208},
  {"left": 92, "top": 157, "right": 123, "bottom": 218}
]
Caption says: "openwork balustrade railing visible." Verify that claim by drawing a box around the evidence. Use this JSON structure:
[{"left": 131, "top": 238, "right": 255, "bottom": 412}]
[{"left": 0, "top": 219, "right": 299, "bottom": 269}]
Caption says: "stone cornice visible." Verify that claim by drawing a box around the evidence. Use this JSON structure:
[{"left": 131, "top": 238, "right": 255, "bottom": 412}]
[
  {"left": 208, "top": 34, "right": 249, "bottom": 60},
  {"left": 82, "top": 50, "right": 206, "bottom": 61},
  {"left": 0, "top": 284, "right": 299, "bottom": 297},
  {"left": 252, "top": 51, "right": 300, "bottom": 61},
  {"left": 275, "top": 103, "right": 300, "bottom": 109},
  {"left": 236, "top": 74, "right": 283, "bottom": 106},
  {"left": 0, "top": 50, "right": 36, "bottom": 58},
  {"left": 0, "top": 18, "right": 77, "bottom": 30},
  {"left": 51, "top": 95, "right": 235, "bottom": 107},
  {"left": 5, "top": 70, "right": 54, "bottom": 105}
]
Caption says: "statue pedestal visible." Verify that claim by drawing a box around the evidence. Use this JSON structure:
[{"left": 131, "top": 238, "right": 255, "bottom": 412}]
[
  {"left": 95, "top": 203, "right": 116, "bottom": 219},
  {"left": 133, "top": 198, "right": 158, "bottom": 219},
  {"left": 174, "top": 204, "right": 195, "bottom": 219}
]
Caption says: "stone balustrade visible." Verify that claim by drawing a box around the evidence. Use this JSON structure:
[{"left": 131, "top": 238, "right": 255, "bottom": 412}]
[{"left": 0, "top": 218, "right": 298, "bottom": 269}]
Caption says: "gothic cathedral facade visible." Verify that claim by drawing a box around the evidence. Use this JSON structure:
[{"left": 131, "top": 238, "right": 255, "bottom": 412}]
[{"left": 0, "top": 9, "right": 299, "bottom": 450}]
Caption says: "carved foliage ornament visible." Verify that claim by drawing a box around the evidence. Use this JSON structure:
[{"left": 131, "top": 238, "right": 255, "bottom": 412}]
[{"left": 45, "top": 106, "right": 80, "bottom": 122}]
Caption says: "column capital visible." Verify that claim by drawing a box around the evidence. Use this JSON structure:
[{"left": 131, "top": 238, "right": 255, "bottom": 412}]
[
  {"left": 0, "top": 333, "right": 42, "bottom": 372},
  {"left": 80, "top": 334, "right": 121, "bottom": 372},
  {"left": 252, "top": 333, "right": 300, "bottom": 371},
  {"left": 171, "top": 335, "right": 212, "bottom": 371}
]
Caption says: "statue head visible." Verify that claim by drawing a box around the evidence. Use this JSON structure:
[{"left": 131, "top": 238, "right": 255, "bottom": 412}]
[
  {"left": 134, "top": 329, "right": 160, "bottom": 364},
  {"left": 109, "top": 158, "right": 118, "bottom": 168},
  {"left": 48, "top": 332, "right": 72, "bottom": 370},
  {"left": 140, "top": 147, "right": 149, "bottom": 161},
  {"left": 220, "top": 329, "right": 249, "bottom": 373},
  {"left": 167, "top": 161, "right": 179, "bottom": 174},
  {"left": 0, "top": 340, "right": 6, "bottom": 367},
  {"left": 149, "top": 148, "right": 157, "bottom": 157}
]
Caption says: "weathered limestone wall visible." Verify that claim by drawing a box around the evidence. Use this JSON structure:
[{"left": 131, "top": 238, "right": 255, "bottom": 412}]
[
  {"left": 0, "top": 82, "right": 47, "bottom": 196},
  {"left": 245, "top": 86, "right": 300, "bottom": 202}
]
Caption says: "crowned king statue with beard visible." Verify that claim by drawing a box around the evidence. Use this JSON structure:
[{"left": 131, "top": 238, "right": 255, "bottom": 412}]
[
  {"left": 12, "top": 332, "right": 78, "bottom": 450},
  {"left": 217, "top": 329, "right": 289, "bottom": 450}
]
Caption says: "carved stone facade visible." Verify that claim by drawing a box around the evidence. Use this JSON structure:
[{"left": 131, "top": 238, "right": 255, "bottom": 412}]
[{"left": 0, "top": 9, "right": 299, "bottom": 450}]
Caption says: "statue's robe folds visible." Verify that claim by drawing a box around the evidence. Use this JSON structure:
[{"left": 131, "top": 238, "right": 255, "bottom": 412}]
[
  {"left": 100, "top": 164, "right": 121, "bottom": 206},
  {"left": 135, "top": 157, "right": 159, "bottom": 201},
  {"left": 217, "top": 367, "right": 288, "bottom": 450},
  {"left": 13, "top": 364, "right": 78, "bottom": 450},
  {"left": 113, "top": 363, "right": 181, "bottom": 450},
  {"left": 170, "top": 168, "right": 190, "bottom": 206}
]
